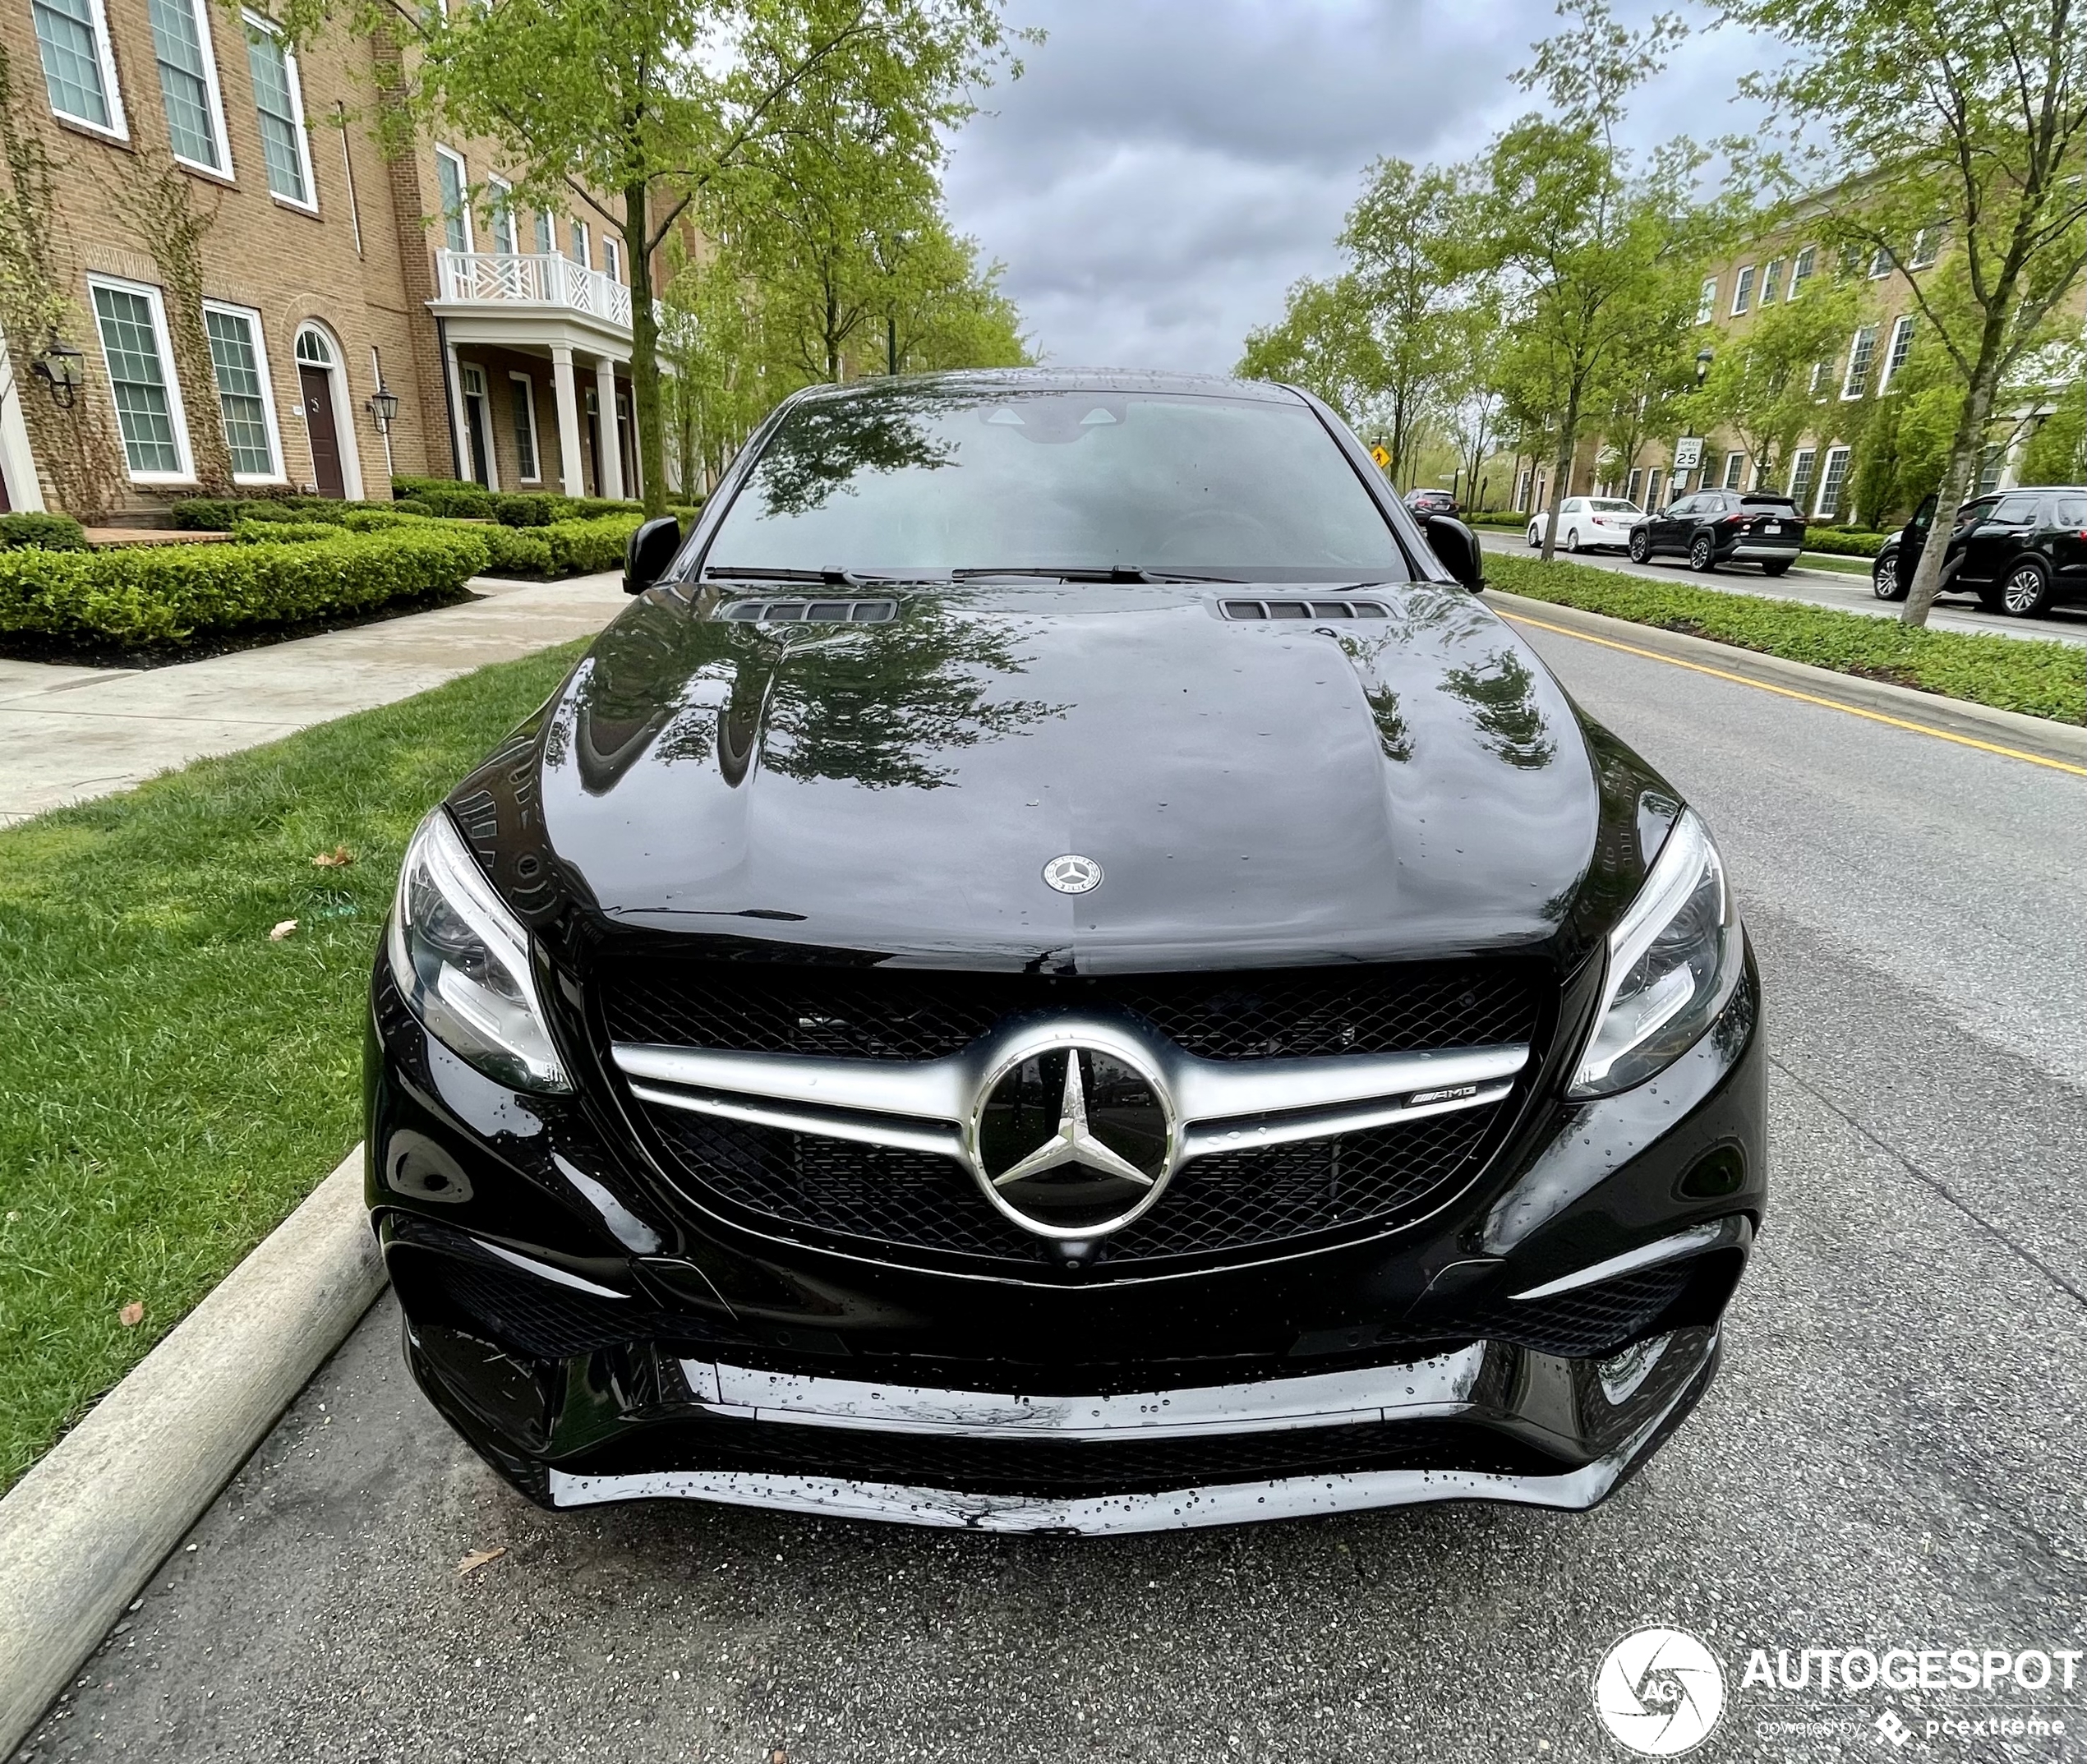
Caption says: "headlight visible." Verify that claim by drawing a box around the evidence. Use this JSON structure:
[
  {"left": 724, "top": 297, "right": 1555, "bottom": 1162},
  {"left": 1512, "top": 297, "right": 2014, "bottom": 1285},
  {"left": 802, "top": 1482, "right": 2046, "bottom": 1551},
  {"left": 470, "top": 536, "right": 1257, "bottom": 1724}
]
[
  {"left": 1569, "top": 810, "right": 1743, "bottom": 1098},
  {"left": 386, "top": 808, "right": 572, "bottom": 1093}
]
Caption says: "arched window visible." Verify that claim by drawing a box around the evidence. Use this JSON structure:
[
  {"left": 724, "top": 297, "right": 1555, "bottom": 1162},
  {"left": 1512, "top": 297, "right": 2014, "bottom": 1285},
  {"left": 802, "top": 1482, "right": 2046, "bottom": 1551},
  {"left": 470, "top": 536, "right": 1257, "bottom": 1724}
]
[
  {"left": 290, "top": 320, "right": 359, "bottom": 498},
  {"left": 294, "top": 325, "right": 334, "bottom": 370}
]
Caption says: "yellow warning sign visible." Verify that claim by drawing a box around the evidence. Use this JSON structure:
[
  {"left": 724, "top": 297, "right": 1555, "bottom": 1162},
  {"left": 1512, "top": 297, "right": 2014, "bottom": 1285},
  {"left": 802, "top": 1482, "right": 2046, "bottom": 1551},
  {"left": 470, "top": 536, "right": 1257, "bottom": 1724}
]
[{"left": 1371, "top": 445, "right": 1391, "bottom": 468}]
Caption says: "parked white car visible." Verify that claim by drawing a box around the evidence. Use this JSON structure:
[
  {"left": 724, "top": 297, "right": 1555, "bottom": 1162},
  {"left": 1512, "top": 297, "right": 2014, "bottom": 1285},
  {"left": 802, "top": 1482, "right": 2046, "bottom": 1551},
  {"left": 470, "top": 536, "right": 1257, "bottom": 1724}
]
[{"left": 1526, "top": 497, "right": 1643, "bottom": 553}]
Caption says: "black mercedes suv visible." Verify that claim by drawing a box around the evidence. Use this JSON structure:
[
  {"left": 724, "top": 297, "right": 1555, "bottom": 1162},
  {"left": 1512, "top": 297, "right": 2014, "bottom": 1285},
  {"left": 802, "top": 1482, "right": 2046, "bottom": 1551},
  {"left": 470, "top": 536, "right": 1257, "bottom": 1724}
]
[
  {"left": 366, "top": 371, "right": 1764, "bottom": 1533},
  {"left": 1629, "top": 490, "right": 1806, "bottom": 573}
]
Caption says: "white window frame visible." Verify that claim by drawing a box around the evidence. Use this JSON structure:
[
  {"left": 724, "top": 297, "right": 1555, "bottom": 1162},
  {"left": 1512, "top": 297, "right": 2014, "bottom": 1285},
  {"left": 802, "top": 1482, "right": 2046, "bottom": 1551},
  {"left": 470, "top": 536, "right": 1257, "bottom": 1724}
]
[
  {"left": 1625, "top": 467, "right": 1643, "bottom": 505},
  {"left": 1841, "top": 325, "right": 1878, "bottom": 400},
  {"left": 434, "top": 145, "right": 473, "bottom": 254},
  {"left": 508, "top": 371, "right": 541, "bottom": 483},
  {"left": 1880, "top": 315, "right": 1915, "bottom": 391},
  {"left": 201, "top": 297, "right": 286, "bottom": 484},
  {"left": 1696, "top": 276, "right": 1717, "bottom": 324},
  {"left": 1868, "top": 246, "right": 1893, "bottom": 279},
  {"left": 34, "top": 0, "right": 128, "bottom": 139},
  {"left": 87, "top": 274, "right": 193, "bottom": 485},
  {"left": 601, "top": 235, "right": 621, "bottom": 283},
  {"left": 1645, "top": 467, "right": 1663, "bottom": 509},
  {"left": 534, "top": 210, "right": 555, "bottom": 255},
  {"left": 1730, "top": 265, "right": 1754, "bottom": 315},
  {"left": 1723, "top": 452, "right": 1746, "bottom": 490},
  {"left": 1760, "top": 257, "right": 1782, "bottom": 305},
  {"left": 568, "top": 219, "right": 589, "bottom": 268},
  {"left": 1787, "top": 448, "right": 1817, "bottom": 506},
  {"left": 149, "top": 0, "right": 233, "bottom": 177},
  {"left": 1813, "top": 445, "right": 1850, "bottom": 519},
  {"left": 241, "top": 12, "right": 317, "bottom": 214},
  {"left": 487, "top": 175, "right": 517, "bottom": 254},
  {"left": 1789, "top": 246, "right": 1815, "bottom": 297},
  {"left": 1909, "top": 228, "right": 1940, "bottom": 269}
]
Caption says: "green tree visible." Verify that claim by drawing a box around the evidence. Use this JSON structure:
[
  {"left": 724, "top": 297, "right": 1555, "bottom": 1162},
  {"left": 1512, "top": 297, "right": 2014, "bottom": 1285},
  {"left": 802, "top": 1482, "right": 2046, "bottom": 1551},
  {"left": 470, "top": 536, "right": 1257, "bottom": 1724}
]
[
  {"left": 2019, "top": 380, "right": 2085, "bottom": 483},
  {"left": 1728, "top": 0, "right": 2087, "bottom": 623},
  {"left": 1238, "top": 274, "right": 1397, "bottom": 442},
  {"left": 1477, "top": 2, "right": 1718, "bottom": 559},
  {"left": 1690, "top": 273, "right": 1863, "bottom": 496},
  {"left": 362, "top": 0, "right": 1019, "bottom": 517}
]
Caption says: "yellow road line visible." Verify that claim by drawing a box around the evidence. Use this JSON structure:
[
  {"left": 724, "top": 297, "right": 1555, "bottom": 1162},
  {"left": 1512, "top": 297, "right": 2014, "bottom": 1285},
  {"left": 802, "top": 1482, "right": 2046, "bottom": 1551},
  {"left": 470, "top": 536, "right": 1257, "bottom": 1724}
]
[{"left": 1497, "top": 610, "right": 2087, "bottom": 777}]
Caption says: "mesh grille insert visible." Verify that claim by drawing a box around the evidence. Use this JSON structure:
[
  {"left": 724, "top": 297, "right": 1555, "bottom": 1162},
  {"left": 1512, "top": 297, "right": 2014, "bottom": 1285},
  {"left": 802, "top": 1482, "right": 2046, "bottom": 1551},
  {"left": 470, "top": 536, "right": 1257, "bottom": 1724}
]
[{"left": 603, "top": 960, "right": 1541, "bottom": 1064}]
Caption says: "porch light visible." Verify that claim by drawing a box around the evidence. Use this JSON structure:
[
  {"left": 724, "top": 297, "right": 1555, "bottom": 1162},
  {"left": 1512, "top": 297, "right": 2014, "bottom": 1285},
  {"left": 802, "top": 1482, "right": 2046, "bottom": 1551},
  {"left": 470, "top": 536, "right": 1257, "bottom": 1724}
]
[
  {"left": 368, "top": 384, "right": 401, "bottom": 431},
  {"left": 30, "top": 334, "right": 86, "bottom": 408}
]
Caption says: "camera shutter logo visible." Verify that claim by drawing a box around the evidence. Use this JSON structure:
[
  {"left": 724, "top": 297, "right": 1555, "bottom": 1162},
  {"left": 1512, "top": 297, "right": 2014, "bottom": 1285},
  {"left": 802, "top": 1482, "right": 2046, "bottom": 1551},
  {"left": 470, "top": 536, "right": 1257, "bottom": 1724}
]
[{"left": 1593, "top": 1627, "right": 1725, "bottom": 1757}]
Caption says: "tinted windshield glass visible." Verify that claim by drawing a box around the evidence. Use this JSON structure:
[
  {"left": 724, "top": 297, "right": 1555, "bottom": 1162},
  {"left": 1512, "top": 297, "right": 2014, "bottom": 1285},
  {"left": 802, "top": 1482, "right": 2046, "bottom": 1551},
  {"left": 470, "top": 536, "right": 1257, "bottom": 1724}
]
[
  {"left": 1590, "top": 499, "right": 1638, "bottom": 512},
  {"left": 703, "top": 387, "right": 1407, "bottom": 581}
]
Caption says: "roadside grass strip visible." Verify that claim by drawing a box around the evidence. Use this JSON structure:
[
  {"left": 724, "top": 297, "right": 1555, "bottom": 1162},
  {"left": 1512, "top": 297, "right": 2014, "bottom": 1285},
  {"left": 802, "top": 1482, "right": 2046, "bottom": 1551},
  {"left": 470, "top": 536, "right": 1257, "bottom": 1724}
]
[
  {"left": 1483, "top": 553, "right": 2086, "bottom": 724},
  {"left": 0, "top": 639, "right": 587, "bottom": 1495}
]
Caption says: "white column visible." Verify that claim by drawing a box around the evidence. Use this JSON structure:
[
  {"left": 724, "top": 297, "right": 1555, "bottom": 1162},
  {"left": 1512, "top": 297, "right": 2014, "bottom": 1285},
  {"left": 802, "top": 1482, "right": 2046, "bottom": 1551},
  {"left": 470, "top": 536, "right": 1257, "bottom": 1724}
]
[
  {"left": 550, "top": 345, "right": 584, "bottom": 498},
  {"left": 0, "top": 336, "right": 48, "bottom": 511},
  {"left": 443, "top": 339, "right": 472, "bottom": 487},
  {"left": 593, "top": 357, "right": 623, "bottom": 500}
]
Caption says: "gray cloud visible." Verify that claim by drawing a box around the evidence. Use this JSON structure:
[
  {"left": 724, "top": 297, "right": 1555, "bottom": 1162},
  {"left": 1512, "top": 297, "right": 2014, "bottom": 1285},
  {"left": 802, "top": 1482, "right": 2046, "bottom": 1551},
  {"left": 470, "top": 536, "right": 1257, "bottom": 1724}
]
[{"left": 942, "top": 0, "right": 1771, "bottom": 374}]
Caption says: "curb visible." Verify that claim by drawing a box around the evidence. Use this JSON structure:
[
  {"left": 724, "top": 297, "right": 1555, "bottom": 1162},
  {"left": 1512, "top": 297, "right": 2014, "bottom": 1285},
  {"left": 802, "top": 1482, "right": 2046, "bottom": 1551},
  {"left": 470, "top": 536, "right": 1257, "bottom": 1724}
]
[
  {"left": 0, "top": 1147, "right": 383, "bottom": 1758},
  {"left": 1484, "top": 587, "right": 2086, "bottom": 767}
]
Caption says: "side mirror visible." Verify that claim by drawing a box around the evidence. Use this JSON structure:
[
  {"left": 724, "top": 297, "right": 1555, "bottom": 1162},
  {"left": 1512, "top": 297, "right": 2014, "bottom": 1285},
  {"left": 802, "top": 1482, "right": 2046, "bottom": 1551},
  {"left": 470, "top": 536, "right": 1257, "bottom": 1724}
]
[
  {"left": 624, "top": 516, "right": 683, "bottom": 595},
  {"left": 1424, "top": 514, "right": 1485, "bottom": 592}
]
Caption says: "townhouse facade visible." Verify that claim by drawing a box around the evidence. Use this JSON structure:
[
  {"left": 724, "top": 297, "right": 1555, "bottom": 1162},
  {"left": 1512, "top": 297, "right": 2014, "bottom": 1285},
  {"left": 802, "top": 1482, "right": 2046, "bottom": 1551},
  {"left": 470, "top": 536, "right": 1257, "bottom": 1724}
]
[
  {"left": 1511, "top": 225, "right": 2084, "bottom": 526},
  {"left": 0, "top": 0, "right": 652, "bottom": 522}
]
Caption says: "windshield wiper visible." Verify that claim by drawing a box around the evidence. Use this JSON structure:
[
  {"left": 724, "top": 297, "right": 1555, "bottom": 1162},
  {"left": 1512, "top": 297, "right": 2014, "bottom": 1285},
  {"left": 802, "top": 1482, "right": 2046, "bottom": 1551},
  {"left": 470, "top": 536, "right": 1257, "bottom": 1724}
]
[
  {"left": 950, "top": 565, "right": 1241, "bottom": 583},
  {"left": 702, "top": 564, "right": 941, "bottom": 587}
]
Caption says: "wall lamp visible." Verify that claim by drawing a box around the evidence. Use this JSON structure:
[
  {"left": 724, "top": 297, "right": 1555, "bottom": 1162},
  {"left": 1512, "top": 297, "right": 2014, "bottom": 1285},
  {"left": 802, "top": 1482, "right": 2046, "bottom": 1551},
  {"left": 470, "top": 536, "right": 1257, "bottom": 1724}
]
[
  {"left": 30, "top": 334, "right": 86, "bottom": 408},
  {"left": 367, "top": 384, "right": 401, "bottom": 433}
]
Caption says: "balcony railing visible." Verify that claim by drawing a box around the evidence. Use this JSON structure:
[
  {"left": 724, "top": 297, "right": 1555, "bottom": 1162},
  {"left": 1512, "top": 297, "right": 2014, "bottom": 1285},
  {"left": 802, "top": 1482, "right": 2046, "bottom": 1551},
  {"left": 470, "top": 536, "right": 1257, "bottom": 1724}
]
[{"left": 435, "top": 251, "right": 633, "bottom": 330}]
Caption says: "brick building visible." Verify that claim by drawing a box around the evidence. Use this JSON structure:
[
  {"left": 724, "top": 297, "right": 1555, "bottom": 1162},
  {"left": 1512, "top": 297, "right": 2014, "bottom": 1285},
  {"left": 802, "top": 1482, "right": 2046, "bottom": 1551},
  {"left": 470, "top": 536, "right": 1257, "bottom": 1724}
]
[
  {"left": 0, "top": 0, "right": 647, "bottom": 519},
  {"left": 1509, "top": 223, "right": 2083, "bottom": 523}
]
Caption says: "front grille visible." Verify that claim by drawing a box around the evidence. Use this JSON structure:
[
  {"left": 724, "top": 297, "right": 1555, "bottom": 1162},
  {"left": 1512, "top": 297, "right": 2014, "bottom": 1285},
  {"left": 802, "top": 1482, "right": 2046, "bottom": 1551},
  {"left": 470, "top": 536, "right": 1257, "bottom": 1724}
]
[
  {"left": 640, "top": 1100, "right": 1501, "bottom": 1267},
  {"left": 602, "top": 960, "right": 1541, "bottom": 1064},
  {"left": 587, "top": 1415, "right": 1565, "bottom": 1497}
]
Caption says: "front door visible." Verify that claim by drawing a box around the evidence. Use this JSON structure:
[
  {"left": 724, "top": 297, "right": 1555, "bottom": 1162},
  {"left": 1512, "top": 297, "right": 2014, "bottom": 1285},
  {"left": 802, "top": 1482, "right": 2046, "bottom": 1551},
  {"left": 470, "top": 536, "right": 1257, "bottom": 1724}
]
[
  {"left": 1959, "top": 491, "right": 2041, "bottom": 584},
  {"left": 459, "top": 364, "right": 493, "bottom": 488},
  {"left": 300, "top": 365, "right": 345, "bottom": 499}
]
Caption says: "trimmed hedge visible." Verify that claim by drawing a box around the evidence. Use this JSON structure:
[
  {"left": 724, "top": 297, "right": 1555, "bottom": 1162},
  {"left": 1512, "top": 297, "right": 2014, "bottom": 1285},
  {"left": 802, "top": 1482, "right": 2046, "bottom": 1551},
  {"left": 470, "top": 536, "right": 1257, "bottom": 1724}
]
[
  {"left": 0, "top": 525, "right": 490, "bottom": 648},
  {"left": 0, "top": 512, "right": 90, "bottom": 550},
  {"left": 1800, "top": 527, "right": 1891, "bottom": 559},
  {"left": 230, "top": 519, "right": 342, "bottom": 544},
  {"left": 1484, "top": 552, "right": 2085, "bottom": 725}
]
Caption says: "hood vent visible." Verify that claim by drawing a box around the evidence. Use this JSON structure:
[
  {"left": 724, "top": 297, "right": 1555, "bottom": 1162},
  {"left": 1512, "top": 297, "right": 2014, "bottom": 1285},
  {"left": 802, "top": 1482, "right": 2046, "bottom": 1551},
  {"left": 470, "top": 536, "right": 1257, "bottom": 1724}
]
[
  {"left": 721, "top": 598, "right": 898, "bottom": 624},
  {"left": 1220, "top": 598, "right": 1390, "bottom": 621}
]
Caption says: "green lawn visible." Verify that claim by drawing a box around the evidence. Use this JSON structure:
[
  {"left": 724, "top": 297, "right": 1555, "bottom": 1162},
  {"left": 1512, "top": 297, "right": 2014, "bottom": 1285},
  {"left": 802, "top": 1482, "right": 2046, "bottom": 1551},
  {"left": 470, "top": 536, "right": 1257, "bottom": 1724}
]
[
  {"left": 1484, "top": 552, "right": 2085, "bottom": 725},
  {"left": 1797, "top": 550, "right": 1876, "bottom": 577},
  {"left": 0, "top": 640, "right": 587, "bottom": 1495}
]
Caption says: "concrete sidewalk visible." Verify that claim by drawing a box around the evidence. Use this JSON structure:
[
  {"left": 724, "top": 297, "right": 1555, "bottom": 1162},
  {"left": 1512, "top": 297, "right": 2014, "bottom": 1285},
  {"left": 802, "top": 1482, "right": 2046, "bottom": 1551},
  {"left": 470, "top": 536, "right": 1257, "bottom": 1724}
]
[{"left": 0, "top": 573, "right": 628, "bottom": 827}]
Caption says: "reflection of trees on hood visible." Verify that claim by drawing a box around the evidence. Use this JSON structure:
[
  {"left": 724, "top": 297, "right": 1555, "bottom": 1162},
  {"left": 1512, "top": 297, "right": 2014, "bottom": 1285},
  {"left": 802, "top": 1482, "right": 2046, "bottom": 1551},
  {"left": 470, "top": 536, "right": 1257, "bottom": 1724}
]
[
  {"left": 743, "top": 386, "right": 959, "bottom": 519},
  {"left": 1440, "top": 649, "right": 1557, "bottom": 769},
  {"left": 757, "top": 603, "right": 1064, "bottom": 790},
  {"left": 559, "top": 595, "right": 1063, "bottom": 795}
]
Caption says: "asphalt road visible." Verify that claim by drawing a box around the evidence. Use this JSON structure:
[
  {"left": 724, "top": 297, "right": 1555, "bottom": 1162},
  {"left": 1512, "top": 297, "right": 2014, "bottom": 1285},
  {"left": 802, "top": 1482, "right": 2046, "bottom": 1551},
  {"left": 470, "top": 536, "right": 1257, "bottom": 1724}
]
[
  {"left": 16, "top": 619, "right": 2087, "bottom": 1764},
  {"left": 1477, "top": 527, "right": 2087, "bottom": 647}
]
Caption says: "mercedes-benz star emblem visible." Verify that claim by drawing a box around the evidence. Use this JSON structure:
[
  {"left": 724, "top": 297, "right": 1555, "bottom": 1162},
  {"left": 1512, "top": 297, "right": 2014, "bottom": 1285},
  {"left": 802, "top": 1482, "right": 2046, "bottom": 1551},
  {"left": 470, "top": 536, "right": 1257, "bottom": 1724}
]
[
  {"left": 968, "top": 1036, "right": 1176, "bottom": 1240},
  {"left": 1042, "top": 854, "right": 1103, "bottom": 894}
]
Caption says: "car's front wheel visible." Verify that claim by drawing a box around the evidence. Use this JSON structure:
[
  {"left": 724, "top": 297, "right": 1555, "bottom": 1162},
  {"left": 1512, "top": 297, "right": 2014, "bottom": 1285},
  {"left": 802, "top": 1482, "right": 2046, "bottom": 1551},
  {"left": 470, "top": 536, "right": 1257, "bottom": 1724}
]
[
  {"left": 1999, "top": 559, "right": 2054, "bottom": 617},
  {"left": 1873, "top": 553, "right": 1908, "bottom": 600},
  {"left": 1628, "top": 529, "right": 1652, "bottom": 564},
  {"left": 1688, "top": 533, "right": 1717, "bottom": 572}
]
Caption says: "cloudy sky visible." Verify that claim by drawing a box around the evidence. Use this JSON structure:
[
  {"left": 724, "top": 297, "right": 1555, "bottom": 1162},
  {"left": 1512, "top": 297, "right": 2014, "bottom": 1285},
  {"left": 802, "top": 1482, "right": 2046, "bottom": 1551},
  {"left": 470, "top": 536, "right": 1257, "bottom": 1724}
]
[{"left": 941, "top": 0, "right": 1775, "bottom": 374}]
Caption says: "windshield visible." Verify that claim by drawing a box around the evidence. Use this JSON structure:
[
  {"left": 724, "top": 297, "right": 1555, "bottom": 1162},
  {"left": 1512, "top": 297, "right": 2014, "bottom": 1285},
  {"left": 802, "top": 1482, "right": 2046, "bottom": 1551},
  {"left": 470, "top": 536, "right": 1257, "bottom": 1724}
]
[{"left": 701, "top": 386, "right": 1407, "bottom": 582}]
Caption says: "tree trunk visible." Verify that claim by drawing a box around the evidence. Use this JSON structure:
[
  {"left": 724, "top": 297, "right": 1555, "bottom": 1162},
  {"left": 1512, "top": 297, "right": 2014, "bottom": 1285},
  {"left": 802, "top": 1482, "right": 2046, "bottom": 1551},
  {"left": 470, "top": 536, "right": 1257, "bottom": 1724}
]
[
  {"left": 1541, "top": 377, "right": 1583, "bottom": 564},
  {"left": 624, "top": 180, "right": 668, "bottom": 517},
  {"left": 1902, "top": 343, "right": 2003, "bottom": 627}
]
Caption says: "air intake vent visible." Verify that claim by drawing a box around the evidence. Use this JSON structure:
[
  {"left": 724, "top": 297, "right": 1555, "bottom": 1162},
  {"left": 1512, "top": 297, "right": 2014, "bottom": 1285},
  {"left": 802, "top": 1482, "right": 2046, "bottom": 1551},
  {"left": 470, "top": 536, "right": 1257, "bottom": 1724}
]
[
  {"left": 1220, "top": 599, "right": 1390, "bottom": 621},
  {"left": 721, "top": 599, "right": 898, "bottom": 624}
]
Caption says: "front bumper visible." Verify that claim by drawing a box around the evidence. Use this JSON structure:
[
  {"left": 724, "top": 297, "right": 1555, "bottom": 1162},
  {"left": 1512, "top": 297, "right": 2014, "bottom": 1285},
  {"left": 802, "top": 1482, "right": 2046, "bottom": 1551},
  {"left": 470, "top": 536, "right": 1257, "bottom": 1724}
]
[{"left": 367, "top": 946, "right": 1765, "bottom": 1530}]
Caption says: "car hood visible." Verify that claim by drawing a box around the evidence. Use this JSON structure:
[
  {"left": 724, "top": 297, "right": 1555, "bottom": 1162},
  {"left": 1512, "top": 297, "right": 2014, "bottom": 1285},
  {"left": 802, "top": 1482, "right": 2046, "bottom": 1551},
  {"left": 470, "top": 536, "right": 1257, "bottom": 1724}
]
[{"left": 461, "top": 583, "right": 1665, "bottom": 973}]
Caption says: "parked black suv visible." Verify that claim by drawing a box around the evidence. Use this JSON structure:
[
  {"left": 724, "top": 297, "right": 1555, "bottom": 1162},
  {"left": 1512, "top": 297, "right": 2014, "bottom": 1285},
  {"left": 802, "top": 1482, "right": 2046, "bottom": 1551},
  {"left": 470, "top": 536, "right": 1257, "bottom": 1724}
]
[
  {"left": 1629, "top": 491, "right": 1807, "bottom": 574},
  {"left": 1874, "top": 486, "right": 2087, "bottom": 616}
]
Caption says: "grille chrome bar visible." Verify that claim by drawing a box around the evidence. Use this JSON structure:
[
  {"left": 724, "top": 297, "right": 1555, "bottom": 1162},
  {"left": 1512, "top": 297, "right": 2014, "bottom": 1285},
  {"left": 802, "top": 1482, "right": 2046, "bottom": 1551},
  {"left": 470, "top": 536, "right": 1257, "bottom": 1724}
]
[{"left": 614, "top": 1026, "right": 1527, "bottom": 1168}]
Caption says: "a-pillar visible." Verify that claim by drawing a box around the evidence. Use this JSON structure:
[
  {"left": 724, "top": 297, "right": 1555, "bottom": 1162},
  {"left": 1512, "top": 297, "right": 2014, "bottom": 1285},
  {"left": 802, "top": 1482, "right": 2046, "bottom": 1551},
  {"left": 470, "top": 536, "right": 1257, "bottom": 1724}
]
[
  {"left": 594, "top": 357, "right": 624, "bottom": 500},
  {"left": 550, "top": 345, "right": 585, "bottom": 498}
]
